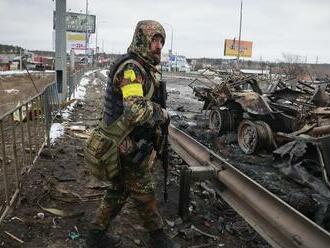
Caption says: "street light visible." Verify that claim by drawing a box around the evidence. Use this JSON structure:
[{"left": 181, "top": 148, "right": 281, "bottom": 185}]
[
  {"left": 162, "top": 23, "right": 174, "bottom": 72},
  {"left": 96, "top": 21, "right": 109, "bottom": 53},
  {"left": 163, "top": 22, "right": 173, "bottom": 55}
]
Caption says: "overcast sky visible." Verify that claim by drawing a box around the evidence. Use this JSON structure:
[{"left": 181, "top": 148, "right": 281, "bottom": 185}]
[{"left": 0, "top": 0, "right": 329, "bottom": 63}]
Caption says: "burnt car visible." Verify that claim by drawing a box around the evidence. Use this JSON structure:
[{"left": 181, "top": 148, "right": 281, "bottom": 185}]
[{"left": 190, "top": 69, "right": 330, "bottom": 188}]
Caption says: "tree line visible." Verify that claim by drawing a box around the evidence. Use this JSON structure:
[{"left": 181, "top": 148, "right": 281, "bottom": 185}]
[{"left": 0, "top": 44, "right": 24, "bottom": 54}]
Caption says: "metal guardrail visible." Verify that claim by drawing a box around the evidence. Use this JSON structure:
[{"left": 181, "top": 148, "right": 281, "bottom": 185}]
[
  {"left": 168, "top": 125, "right": 330, "bottom": 248},
  {"left": 0, "top": 67, "right": 95, "bottom": 223}
]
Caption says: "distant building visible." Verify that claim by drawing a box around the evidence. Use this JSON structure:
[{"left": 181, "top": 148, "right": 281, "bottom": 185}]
[
  {"left": 0, "top": 55, "right": 10, "bottom": 71},
  {"left": 161, "top": 53, "right": 191, "bottom": 72},
  {"left": 240, "top": 69, "right": 270, "bottom": 75}
]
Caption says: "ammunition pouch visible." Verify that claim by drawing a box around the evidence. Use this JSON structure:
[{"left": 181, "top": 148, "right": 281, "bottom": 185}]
[{"left": 84, "top": 116, "right": 133, "bottom": 181}]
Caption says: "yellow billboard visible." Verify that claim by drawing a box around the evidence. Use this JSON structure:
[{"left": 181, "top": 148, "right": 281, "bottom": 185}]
[
  {"left": 67, "top": 32, "right": 86, "bottom": 50},
  {"left": 224, "top": 39, "right": 253, "bottom": 58}
]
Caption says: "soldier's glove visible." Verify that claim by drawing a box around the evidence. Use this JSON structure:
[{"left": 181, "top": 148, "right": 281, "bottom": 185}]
[{"left": 162, "top": 108, "right": 170, "bottom": 127}]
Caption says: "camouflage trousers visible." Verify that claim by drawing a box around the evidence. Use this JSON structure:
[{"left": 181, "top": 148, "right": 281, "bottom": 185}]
[{"left": 92, "top": 147, "right": 164, "bottom": 232}]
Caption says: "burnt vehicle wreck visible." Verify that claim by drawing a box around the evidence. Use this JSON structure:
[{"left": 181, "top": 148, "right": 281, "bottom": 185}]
[{"left": 190, "top": 69, "right": 330, "bottom": 189}]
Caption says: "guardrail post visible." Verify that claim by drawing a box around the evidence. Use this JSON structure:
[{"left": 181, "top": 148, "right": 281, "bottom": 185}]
[
  {"left": 25, "top": 103, "right": 33, "bottom": 163},
  {"left": 10, "top": 115, "right": 19, "bottom": 189},
  {"left": 179, "top": 165, "right": 214, "bottom": 221},
  {"left": 179, "top": 165, "right": 192, "bottom": 221},
  {"left": 19, "top": 107, "right": 27, "bottom": 167},
  {"left": 0, "top": 121, "right": 9, "bottom": 206},
  {"left": 44, "top": 89, "right": 51, "bottom": 148}
]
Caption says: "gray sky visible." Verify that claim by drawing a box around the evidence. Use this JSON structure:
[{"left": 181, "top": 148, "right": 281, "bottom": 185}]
[{"left": 0, "top": 0, "right": 329, "bottom": 63}]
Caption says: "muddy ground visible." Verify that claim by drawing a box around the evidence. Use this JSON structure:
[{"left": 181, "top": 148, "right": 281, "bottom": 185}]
[
  {"left": 0, "top": 70, "right": 327, "bottom": 248},
  {"left": 0, "top": 72, "right": 54, "bottom": 116}
]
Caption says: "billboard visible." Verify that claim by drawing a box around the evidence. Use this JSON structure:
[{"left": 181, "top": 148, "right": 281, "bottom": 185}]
[
  {"left": 54, "top": 12, "right": 96, "bottom": 33},
  {"left": 67, "top": 32, "right": 86, "bottom": 50},
  {"left": 224, "top": 39, "right": 253, "bottom": 58}
]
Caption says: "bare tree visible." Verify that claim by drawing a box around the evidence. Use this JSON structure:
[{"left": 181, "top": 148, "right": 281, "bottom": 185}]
[{"left": 280, "top": 53, "right": 305, "bottom": 78}]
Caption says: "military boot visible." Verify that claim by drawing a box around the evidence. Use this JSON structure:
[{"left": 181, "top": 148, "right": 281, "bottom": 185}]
[
  {"left": 86, "top": 229, "right": 121, "bottom": 248},
  {"left": 149, "top": 229, "right": 180, "bottom": 248}
]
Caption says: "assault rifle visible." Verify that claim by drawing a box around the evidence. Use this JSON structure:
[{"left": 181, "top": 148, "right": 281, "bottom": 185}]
[{"left": 158, "top": 80, "right": 169, "bottom": 202}]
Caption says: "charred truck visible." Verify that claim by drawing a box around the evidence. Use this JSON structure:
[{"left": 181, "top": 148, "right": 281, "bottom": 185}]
[{"left": 190, "top": 69, "right": 330, "bottom": 188}]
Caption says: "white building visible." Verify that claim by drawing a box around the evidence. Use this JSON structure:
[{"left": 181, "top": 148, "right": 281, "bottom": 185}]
[{"left": 161, "top": 53, "right": 191, "bottom": 72}]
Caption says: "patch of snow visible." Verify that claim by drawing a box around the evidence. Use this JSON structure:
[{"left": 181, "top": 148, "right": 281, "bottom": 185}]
[
  {"left": 4, "top": 89, "right": 19, "bottom": 94},
  {"left": 84, "top": 69, "right": 99, "bottom": 76},
  {"left": 0, "top": 70, "right": 29, "bottom": 75},
  {"left": 49, "top": 123, "right": 64, "bottom": 144},
  {"left": 100, "top": 69, "right": 109, "bottom": 78},
  {"left": 62, "top": 71, "right": 95, "bottom": 120},
  {"left": 74, "top": 77, "right": 89, "bottom": 100},
  {"left": 62, "top": 101, "right": 77, "bottom": 120},
  {"left": 186, "top": 121, "right": 197, "bottom": 127},
  {"left": 92, "top": 78, "right": 102, "bottom": 85},
  {"left": 0, "top": 70, "right": 53, "bottom": 76},
  {"left": 168, "top": 110, "right": 179, "bottom": 117}
]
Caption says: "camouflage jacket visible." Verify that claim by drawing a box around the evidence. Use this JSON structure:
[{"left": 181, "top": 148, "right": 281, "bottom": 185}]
[
  {"left": 114, "top": 56, "right": 165, "bottom": 129},
  {"left": 103, "top": 20, "right": 167, "bottom": 143}
]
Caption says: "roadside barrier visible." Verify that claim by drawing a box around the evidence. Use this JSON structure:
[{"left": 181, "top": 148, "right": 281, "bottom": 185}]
[{"left": 0, "top": 66, "right": 95, "bottom": 222}]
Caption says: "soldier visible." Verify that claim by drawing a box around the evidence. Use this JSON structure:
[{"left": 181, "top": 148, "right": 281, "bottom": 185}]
[{"left": 85, "top": 20, "right": 176, "bottom": 248}]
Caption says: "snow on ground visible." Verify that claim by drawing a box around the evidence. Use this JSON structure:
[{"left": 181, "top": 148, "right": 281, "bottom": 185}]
[
  {"left": 49, "top": 122, "right": 64, "bottom": 144},
  {"left": 3, "top": 89, "right": 19, "bottom": 94},
  {"left": 84, "top": 69, "right": 99, "bottom": 76},
  {"left": 61, "top": 102, "right": 76, "bottom": 121},
  {"left": 0, "top": 70, "right": 54, "bottom": 76},
  {"left": 0, "top": 70, "right": 32, "bottom": 76},
  {"left": 62, "top": 70, "right": 95, "bottom": 120},
  {"left": 74, "top": 77, "right": 89, "bottom": 100},
  {"left": 52, "top": 69, "right": 94, "bottom": 140},
  {"left": 100, "top": 69, "right": 109, "bottom": 78},
  {"left": 167, "top": 85, "right": 201, "bottom": 106}
]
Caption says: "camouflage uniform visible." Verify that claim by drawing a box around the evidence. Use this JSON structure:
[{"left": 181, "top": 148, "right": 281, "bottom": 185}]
[{"left": 91, "top": 20, "right": 167, "bottom": 233}]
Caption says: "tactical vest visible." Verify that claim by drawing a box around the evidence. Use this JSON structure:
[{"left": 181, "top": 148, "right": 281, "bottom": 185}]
[{"left": 84, "top": 54, "right": 155, "bottom": 181}]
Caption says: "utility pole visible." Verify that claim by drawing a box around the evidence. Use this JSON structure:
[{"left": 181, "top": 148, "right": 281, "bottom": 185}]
[
  {"left": 85, "top": 0, "right": 89, "bottom": 64},
  {"left": 19, "top": 49, "right": 22, "bottom": 70},
  {"left": 170, "top": 26, "right": 174, "bottom": 72},
  {"left": 95, "top": 24, "right": 98, "bottom": 53},
  {"left": 170, "top": 27, "right": 173, "bottom": 55},
  {"left": 237, "top": 0, "right": 243, "bottom": 67},
  {"left": 55, "top": 0, "right": 67, "bottom": 102},
  {"left": 163, "top": 23, "right": 174, "bottom": 72}
]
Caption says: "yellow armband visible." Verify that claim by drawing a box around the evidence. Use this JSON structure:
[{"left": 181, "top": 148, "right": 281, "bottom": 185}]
[{"left": 121, "top": 83, "right": 143, "bottom": 98}]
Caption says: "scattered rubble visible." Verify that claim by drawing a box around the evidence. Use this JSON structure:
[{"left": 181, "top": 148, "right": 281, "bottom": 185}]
[{"left": 184, "top": 69, "right": 330, "bottom": 231}]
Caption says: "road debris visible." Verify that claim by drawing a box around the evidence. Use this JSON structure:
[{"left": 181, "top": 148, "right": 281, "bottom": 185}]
[
  {"left": 4, "top": 231, "right": 24, "bottom": 244},
  {"left": 68, "top": 226, "right": 80, "bottom": 240},
  {"left": 191, "top": 225, "right": 218, "bottom": 241},
  {"left": 36, "top": 212, "right": 45, "bottom": 219}
]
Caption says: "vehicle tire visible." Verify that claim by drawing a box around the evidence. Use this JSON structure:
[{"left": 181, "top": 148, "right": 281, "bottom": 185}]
[
  {"left": 209, "top": 109, "right": 233, "bottom": 134},
  {"left": 238, "top": 120, "right": 274, "bottom": 154}
]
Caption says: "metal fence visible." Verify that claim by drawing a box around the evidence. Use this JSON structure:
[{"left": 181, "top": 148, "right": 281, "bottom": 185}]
[
  {"left": 0, "top": 67, "right": 94, "bottom": 222},
  {"left": 67, "top": 69, "right": 86, "bottom": 100}
]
